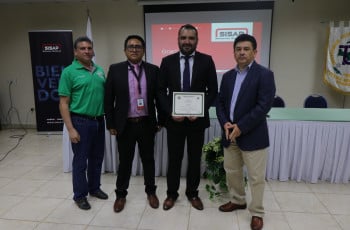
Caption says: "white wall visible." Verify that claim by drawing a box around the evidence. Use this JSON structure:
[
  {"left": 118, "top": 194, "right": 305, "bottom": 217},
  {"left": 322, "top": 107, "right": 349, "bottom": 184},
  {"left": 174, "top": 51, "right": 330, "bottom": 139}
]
[
  {"left": 0, "top": 0, "right": 349, "bottom": 128},
  {"left": 270, "top": 0, "right": 350, "bottom": 108}
]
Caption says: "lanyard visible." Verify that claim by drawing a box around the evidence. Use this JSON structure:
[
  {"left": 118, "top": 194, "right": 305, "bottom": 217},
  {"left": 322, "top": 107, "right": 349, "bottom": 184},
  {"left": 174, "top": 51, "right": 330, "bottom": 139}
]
[{"left": 128, "top": 62, "right": 143, "bottom": 94}]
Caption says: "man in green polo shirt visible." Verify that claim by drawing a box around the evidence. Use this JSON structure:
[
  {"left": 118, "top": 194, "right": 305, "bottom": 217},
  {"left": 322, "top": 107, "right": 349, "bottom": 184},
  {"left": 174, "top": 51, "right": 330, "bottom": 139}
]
[{"left": 58, "top": 36, "right": 108, "bottom": 210}]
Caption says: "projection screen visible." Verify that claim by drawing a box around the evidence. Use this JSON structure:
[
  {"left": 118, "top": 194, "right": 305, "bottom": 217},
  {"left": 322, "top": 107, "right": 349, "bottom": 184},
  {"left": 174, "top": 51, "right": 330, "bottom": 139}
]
[{"left": 144, "top": 1, "right": 274, "bottom": 83}]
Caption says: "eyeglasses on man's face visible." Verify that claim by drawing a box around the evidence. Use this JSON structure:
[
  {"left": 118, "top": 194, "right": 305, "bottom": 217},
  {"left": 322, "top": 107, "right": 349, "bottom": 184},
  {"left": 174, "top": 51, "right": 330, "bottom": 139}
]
[{"left": 126, "top": 45, "right": 144, "bottom": 51}]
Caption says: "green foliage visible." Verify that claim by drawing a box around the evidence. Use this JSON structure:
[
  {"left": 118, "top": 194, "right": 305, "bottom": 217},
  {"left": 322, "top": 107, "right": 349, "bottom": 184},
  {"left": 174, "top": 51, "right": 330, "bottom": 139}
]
[{"left": 202, "top": 137, "right": 228, "bottom": 200}]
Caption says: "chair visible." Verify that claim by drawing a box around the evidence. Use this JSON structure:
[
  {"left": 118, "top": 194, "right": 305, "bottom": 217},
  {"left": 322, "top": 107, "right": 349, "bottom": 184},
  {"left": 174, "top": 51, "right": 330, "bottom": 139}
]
[
  {"left": 303, "top": 94, "right": 328, "bottom": 108},
  {"left": 272, "top": 95, "right": 285, "bottom": 107}
]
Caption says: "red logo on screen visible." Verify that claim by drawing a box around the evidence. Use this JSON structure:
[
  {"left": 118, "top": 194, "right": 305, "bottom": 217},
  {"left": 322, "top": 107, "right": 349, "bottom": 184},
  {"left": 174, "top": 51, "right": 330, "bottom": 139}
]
[{"left": 214, "top": 28, "right": 248, "bottom": 41}]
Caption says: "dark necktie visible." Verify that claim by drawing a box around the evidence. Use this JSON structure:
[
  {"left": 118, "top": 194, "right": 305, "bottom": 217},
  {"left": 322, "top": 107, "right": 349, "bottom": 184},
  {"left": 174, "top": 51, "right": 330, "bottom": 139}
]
[
  {"left": 134, "top": 64, "right": 140, "bottom": 75},
  {"left": 131, "top": 64, "right": 142, "bottom": 94},
  {"left": 183, "top": 55, "right": 191, "bottom": 92}
]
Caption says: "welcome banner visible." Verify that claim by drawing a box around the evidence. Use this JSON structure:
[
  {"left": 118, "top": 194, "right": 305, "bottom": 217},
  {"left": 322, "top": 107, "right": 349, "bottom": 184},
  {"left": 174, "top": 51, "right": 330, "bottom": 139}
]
[
  {"left": 28, "top": 30, "right": 73, "bottom": 131},
  {"left": 324, "top": 21, "right": 350, "bottom": 94}
]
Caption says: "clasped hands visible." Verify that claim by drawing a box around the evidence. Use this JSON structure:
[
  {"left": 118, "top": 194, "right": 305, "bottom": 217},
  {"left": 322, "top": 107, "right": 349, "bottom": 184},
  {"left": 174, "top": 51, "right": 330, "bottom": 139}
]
[{"left": 224, "top": 122, "right": 241, "bottom": 143}]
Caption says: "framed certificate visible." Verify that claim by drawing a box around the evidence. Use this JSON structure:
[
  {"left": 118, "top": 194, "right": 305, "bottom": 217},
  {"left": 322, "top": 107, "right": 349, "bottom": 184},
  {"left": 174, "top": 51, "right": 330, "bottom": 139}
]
[{"left": 172, "top": 92, "right": 205, "bottom": 117}]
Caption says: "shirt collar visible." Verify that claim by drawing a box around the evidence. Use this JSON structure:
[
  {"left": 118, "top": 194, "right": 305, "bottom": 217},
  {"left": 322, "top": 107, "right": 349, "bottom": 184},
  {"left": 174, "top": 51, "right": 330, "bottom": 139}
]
[
  {"left": 235, "top": 61, "right": 254, "bottom": 73},
  {"left": 127, "top": 60, "right": 143, "bottom": 66},
  {"left": 73, "top": 58, "right": 95, "bottom": 70},
  {"left": 179, "top": 51, "right": 195, "bottom": 58}
]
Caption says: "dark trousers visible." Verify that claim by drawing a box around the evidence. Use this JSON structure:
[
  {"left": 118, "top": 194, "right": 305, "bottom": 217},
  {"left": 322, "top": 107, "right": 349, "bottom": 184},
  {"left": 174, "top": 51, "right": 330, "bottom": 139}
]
[
  {"left": 71, "top": 116, "right": 105, "bottom": 201},
  {"left": 166, "top": 120, "right": 205, "bottom": 199},
  {"left": 115, "top": 120, "right": 156, "bottom": 198}
]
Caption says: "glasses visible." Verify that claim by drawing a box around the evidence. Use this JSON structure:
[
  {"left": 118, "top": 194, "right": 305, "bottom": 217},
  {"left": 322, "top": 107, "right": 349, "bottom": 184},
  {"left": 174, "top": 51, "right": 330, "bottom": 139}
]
[{"left": 126, "top": 45, "right": 144, "bottom": 51}]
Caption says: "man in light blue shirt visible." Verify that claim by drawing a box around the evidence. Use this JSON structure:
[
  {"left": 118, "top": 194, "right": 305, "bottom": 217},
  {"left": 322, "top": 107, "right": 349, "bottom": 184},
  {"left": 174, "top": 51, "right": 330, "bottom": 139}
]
[{"left": 216, "top": 34, "right": 276, "bottom": 230}]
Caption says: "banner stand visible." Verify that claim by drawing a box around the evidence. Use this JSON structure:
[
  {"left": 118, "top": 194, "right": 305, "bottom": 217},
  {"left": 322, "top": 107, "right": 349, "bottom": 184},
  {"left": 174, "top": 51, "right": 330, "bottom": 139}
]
[{"left": 28, "top": 30, "right": 73, "bottom": 132}]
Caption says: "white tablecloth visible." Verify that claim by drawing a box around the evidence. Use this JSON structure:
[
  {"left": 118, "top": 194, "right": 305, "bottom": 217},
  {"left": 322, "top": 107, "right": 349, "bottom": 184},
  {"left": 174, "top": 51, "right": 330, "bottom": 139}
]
[
  {"left": 266, "top": 120, "right": 350, "bottom": 183},
  {"left": 62, "top": 119, "right": 222, "bottom": 177},
  {"left": 62, "top": 119, "right": 350, "bottom": 183}
]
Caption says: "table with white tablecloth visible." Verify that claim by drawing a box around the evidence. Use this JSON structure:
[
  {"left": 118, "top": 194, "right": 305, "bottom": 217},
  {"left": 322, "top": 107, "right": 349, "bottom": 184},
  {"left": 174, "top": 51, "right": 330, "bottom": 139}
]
[
  {"left": 62, "top": 108, "right": 350, "bottom": 183},
  {"left": 62, "top": 117, "right": 222, "bottom": 177},
  {"left": 266, "top": 120, "right": 350, "bottom": 183}
]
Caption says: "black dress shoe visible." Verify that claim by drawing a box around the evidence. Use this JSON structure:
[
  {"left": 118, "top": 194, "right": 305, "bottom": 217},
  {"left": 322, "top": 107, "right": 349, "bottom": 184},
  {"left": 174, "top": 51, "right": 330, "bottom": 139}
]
[
  {"left": 75, "top": 197, "right": 91, "bottom": 210},
  {"left": 90, "top": 189, "right": 108, "bottom": 200}
]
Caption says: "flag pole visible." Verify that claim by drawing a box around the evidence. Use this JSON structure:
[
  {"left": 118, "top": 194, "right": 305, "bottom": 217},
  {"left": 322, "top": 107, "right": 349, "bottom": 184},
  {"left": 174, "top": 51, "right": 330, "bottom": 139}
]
[
  {"left": 87, "top": 8, "right": 90, "bottom": 18},
  {"left": 86, "top": 8, "right": 95, "bottom": 62}
]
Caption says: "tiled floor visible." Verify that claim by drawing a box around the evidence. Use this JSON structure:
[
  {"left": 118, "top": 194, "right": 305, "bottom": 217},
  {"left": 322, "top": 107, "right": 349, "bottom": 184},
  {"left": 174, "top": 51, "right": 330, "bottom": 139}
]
[{"left": 1, "top": 129, "right": 350, "bottom": 230}]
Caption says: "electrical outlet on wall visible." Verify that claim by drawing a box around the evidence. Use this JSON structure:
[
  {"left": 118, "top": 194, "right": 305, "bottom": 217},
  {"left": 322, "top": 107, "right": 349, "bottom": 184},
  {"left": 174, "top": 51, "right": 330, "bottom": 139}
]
[{"left": 7, "top": 79, "right": 17, "bottom": 86}]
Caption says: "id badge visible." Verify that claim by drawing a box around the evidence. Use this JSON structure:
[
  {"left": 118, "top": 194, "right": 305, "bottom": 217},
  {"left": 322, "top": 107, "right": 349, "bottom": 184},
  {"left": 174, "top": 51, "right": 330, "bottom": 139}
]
[{"left": 137, "top": 98, "right": 145, "bottom": 110}]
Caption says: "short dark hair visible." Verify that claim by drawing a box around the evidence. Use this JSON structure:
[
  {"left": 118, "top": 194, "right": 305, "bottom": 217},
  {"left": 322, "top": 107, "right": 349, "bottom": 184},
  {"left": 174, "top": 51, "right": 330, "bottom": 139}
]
[
  {"left": 234, "top": 34, "right": 257, "bottom": 50},
  {"left": 74, "top": 36, "right": 93, "bottom": 49},
  {"left": 178, "top": 24, "right": 198, "bottom": 38},
  {"left": 124, "top": 35, "right": 145, "bottom": 50}
]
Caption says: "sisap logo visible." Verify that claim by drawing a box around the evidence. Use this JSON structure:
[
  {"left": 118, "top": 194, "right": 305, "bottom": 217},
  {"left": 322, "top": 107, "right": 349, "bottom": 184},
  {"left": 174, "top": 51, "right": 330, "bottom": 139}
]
[
  {"left": 211, "top": 23, "right": 253, "bottom": 42},
  {"left": 41, "top": 43, "right": 62, "bottom": 53},
  {"left": 215, "top": 28, "right": 248, "bottom": 40}
]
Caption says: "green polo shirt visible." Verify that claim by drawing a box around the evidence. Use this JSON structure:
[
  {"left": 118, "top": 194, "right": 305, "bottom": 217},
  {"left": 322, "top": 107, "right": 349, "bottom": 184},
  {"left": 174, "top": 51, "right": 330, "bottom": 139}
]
[{"left": 58, "top": 59, "right": 105, "bottom": 116}]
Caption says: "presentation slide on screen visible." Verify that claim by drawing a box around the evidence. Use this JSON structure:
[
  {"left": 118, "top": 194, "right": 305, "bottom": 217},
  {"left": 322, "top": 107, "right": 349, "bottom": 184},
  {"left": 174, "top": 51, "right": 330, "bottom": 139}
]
[
  {"left": 150, "top": 22, "right": 262, "bottom": 73},
  {"left": 144, "top": 6, "right": 273, "bottom": 82}
]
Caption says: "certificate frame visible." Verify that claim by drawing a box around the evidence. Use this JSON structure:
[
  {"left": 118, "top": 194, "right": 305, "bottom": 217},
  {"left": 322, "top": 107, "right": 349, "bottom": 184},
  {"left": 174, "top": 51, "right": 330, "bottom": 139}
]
[{"left": 172, "top": 92, "right": 205, "bottom": 117}]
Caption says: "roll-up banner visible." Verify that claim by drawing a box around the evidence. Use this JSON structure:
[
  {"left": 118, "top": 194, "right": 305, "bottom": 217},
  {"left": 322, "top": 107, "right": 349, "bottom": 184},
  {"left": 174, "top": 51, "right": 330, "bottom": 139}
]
[{"left": 28, "top": 30, "right": 73, "bottom": 132}]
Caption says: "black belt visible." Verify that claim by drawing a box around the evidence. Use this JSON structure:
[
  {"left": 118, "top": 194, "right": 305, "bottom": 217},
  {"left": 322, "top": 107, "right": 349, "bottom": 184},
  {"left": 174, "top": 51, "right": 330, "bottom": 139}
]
[
  {"left": 127, "top": 116, "right": 148, "bottom": 123},
  {"left": 71, "top": 112, "right": 104, "bottom": 121}
]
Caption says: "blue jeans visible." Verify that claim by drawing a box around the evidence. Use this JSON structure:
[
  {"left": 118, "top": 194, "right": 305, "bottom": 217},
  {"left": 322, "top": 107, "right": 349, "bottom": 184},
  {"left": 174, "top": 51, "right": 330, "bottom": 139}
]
[{"left": 71, "top": 115, "right": 105, "bottom": 201}]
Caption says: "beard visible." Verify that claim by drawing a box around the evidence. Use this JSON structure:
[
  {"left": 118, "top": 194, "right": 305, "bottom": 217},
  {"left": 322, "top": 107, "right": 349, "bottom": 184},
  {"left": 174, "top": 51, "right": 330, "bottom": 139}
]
[{"left": 179, "top": 43, "right": 197, "bottom": 55}]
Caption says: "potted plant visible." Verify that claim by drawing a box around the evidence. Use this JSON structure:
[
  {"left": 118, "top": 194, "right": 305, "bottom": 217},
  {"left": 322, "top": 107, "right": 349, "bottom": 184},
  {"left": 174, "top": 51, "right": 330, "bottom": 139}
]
[{"left": 202, "top": 137, "right": 228, "bottom": 200}]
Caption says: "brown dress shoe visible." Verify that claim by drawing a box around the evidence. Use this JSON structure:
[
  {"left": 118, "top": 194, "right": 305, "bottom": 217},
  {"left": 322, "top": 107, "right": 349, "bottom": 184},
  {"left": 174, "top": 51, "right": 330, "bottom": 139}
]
[
  {"left": 147, "top": 194, "right": 159, "bottom": 209},
  {"left": 113, "top": 198, "right": 126, "bottom": 213},
  {"left": 251, "top": 216, "right": 263, "bottom": 230},
  {"left": 218, "top": 201, "right": 247, "bottom": 212},
  {"left": 188, "top": 197, "right": 204, "bottom": 210},
  {"left": 163, "top": 197, "right": 175, "bottom": 210}
]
